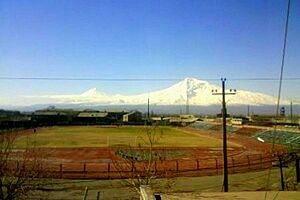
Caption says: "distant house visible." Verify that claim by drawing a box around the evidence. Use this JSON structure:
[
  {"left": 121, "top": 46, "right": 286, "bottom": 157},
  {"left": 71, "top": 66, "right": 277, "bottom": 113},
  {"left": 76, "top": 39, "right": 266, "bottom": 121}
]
[
  {"left": 151, "top": 117, "right": 170, "bottom": 126},
  {"left": 230, "top": 117, "right": 249, "bottom": 125},
  {"left": 0, "top": 110, "right": 32, "bottom": 129},
  {"left": 19, "top": 108, "right": 151, "bottom": 126},
  {"left": 179, "top": 115, "right": 198, "bottom": 126},
  {"left": 122, "top": 111, "right": 143, "bottom": 124},
  {"left": 76, "top": 110, "right": 143, "bottom": 125},
  {"left": 165, "top": 115, "right": 198, "bottom": 126},
  {"left": 32, "top": 110, "right": 71, "bottom": 125},
  {"left": 249, "top": 115, "right": 275, "bottom": 126},
  {"left": 106, "top": 110, "right": 128, "bottom": 123},
  {"left": 78, "top": 112, "right": 108, "bottom": 118},
  {"left": 75, "top": 111, "right": 109, "bottom": 124},
  {"left": 151, "top": 117, "right": 162, "bottom": 121}
]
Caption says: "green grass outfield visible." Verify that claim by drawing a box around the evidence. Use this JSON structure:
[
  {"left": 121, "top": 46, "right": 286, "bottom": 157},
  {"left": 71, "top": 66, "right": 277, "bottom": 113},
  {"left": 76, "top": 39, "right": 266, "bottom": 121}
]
[{"left": 14, "top": 126, "right": 240, "bottom": 148}]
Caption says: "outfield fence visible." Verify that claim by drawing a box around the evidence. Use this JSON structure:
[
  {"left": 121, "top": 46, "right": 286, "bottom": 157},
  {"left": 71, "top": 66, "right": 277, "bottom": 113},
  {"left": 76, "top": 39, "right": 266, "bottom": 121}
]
[{"left": 24, "top": 151, "right": 286, "bottom": 179}]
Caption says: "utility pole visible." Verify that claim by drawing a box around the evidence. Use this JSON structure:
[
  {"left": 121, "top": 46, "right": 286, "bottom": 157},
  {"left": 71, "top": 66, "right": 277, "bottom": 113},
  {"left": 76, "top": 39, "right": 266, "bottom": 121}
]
[
  {"left": 212, "top": 78, "right": 236, "bottom": 192},
  {"left": 186, "top": 79, "right": 190, "bottom": 115},
  {"left": 147, "top": 98, "right": 150, "bottom": 120},
  {"left": 247, "top": 105, "right": 250, "bottom": 117},
  {"left": 186, "top": 92, "right": 189, "bottom": 114},
  {"left": 290, "top": 101, "right": 293, "bottom": 123}
]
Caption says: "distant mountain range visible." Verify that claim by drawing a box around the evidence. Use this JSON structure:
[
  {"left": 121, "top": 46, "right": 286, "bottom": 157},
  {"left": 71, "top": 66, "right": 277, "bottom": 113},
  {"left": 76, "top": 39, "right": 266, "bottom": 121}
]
[
  {"left": 1, "top": 77, "right": 299, "bottom": 114},
  {"left": 28, "top": 77, "right": 291, "bottom": 106}
]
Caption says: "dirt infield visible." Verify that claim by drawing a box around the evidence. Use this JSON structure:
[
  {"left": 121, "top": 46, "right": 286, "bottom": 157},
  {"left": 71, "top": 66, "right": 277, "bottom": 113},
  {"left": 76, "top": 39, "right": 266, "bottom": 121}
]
[{"left": 21, "top": 127, "right": 286, "bottom": 179}]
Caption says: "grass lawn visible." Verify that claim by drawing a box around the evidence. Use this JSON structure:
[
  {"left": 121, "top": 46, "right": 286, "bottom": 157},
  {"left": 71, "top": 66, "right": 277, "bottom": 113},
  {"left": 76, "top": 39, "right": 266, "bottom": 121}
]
[
  {"left": 27, "top": 169, "right": 298, "bottom": 200},
  {"left": 14, "top": 126, "right": 240, "bottom": 148}
]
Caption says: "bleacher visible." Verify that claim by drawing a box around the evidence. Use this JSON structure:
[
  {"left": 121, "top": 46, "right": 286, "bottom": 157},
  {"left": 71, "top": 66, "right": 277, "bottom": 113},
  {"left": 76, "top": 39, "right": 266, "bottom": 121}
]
[
  {"left": 188, "top": 121, "right": 237, "bottom": 133},
  {"left": 253, "top": 130, "right": 300, "bottom": 148},
  {"left": 189, "top": 121, "right": 214, "bottom": 130}
]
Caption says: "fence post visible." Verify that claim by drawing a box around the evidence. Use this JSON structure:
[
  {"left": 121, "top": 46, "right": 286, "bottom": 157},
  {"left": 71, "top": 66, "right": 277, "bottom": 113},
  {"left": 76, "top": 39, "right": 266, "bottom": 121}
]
[
  {"left": 40, "top": 164, "right": 44, "bottom": 178},
  {"left": 247, "top": 155, "right": 250, "bottom": 170},
  {"left": 37, "top": 164, "right": 41, "bottom": 178},
  {"left": 260, "top": 154, "right": 263, "bottom": 169},
  {"left": 231, "top": 157, "right": 234, "bottom": 173},
  {"left": 215, "top": 158, "right": 218, "bottom": 174},
  {"left": 107, "top": 162, "right": 111, "bottom": 179},
  {"left": 197, "top": 159, "right": 199, "bottom": 170},
  {"left": 176, "top": 160, "right": 179, "bottom": 176},
  {"left": 131, "top": 161, "right": 134, "bottom": 177},
  {"left": 83, "top": 162, "right": 86, "bottom": 178},
  {"left": 60, "top": 163, "right": 63, "bottom": 178}
]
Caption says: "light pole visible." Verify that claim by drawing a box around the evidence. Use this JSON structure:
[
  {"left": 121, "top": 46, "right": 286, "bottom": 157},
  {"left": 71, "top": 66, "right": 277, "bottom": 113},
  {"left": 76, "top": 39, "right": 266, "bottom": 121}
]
[{"left": 212, "top": 78, "right": 236, "bottom": 192}]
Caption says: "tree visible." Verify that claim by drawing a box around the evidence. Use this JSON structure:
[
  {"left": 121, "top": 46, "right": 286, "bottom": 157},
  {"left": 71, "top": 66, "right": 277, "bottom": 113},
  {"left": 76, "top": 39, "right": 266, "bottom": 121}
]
[
  {"left": 0, "top": 131, "right": 45, "bottom": 200},
  {"left": 113, "top": 125, "right": 173, "bottom": 194}
]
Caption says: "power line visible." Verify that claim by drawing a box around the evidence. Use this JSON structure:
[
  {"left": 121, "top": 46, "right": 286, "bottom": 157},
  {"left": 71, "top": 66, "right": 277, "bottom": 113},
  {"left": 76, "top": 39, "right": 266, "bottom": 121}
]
[
  {"left": 265, "top": 0, "right": 291, "bottom": 195},
  {"left": 0, "top": 76, "right": 299, "bottom": 81},
  {"left": 230, "top": 78, "right": 300, "bottom": 81}
]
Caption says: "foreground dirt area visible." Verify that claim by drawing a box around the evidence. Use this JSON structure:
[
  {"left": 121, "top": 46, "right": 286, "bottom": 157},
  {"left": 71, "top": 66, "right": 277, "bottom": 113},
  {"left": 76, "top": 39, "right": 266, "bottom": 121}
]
[
  {"left": 25, "top": 169, "right": 300, "bottom": 199},
  {"left": 163, "top": 191, "right": 300, "bottom": 200}
]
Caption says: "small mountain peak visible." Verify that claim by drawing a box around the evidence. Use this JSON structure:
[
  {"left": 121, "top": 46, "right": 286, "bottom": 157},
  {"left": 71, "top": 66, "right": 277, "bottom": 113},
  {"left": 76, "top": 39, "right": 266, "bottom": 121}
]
[
  {"left": 184, "top": 77, "right": 197, "bottom": 82},
  {"left": 181, "top": 77, "right": 209, "bottom": 87},
  {"left": 81, "top": 88, "right": 100, "bottom": 96},
  {"left": 183, "top": 77, "right": 207, "bottom": 84}
]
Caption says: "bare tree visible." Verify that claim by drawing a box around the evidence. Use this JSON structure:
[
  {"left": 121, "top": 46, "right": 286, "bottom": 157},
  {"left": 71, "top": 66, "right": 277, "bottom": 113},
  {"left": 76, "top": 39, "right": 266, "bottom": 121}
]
[
  {"left": 112, "top": 125, "right": 177, "bottom": 196},
  {"left": 113, "top": 125, "right": 172, "bottom": 194},
  {"left": 0, "top": 131, "right": 45, "bottom": 200}
]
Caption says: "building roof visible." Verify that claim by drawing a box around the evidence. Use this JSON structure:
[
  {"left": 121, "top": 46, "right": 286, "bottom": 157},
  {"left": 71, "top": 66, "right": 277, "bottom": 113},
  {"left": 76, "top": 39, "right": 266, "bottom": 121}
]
[
  {"left": 34, "top": 111, "right": 66, "bottom": 116},
  {"left": 151, "top": 117, "right": 162, "bottom": 121},
  {"left": 77, "top": 112, "right": 108, "bottom": 118},
  {"left": 123, "top": 111, "right": 140, "bottom": 117}
]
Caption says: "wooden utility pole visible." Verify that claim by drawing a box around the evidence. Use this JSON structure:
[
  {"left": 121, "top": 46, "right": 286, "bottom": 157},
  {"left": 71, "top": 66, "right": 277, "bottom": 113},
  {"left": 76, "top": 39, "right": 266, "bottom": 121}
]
[
  {"left": 186, "top": 92, "right": 189, "bottom": 114},
  {"left": 290, "top": 101, "right": 293, "bottom": 123},
  {"left": 147, "top": 98, "right": 150, "bottom": 120},
  {"left": 212, "top": 78, "right": 236, "bottom": 192},
  {"left": 296, "top": 158, "right": 300, "bottom": 183},
  {"left": 247, "top": 105, "right": 250, "bottom": 117}
]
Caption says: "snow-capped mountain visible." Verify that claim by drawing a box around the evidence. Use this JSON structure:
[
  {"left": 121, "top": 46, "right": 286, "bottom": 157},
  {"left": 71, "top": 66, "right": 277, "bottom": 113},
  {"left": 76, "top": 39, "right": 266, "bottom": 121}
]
[{"left": 33, "top": 77, "right": 290, "bottom": 106}]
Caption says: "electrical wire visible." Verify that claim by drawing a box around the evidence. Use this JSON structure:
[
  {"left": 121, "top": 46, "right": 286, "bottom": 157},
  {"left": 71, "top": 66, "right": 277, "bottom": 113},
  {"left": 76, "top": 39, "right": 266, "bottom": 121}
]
[
  {"left": 0, "top": 76, "right": 299, "bottom": 81},
  {"left": 264, "top": 0, "right": 291, "bottom": 198}
]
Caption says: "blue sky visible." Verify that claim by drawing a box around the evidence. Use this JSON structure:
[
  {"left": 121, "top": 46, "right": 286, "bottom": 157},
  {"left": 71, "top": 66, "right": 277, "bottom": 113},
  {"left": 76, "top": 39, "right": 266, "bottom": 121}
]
[{"left": 0, "top": 0, "right": 299, "bottom": 103}]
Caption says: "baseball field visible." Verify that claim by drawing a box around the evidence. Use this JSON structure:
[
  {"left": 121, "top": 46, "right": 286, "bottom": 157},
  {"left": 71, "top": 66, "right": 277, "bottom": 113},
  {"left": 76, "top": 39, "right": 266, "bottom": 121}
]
[
  {"left": 8, "top": 125, "right": 287, "bottom": 179},
  {"left": 14, "top": 126, "right": 240, "bottom": 148}
]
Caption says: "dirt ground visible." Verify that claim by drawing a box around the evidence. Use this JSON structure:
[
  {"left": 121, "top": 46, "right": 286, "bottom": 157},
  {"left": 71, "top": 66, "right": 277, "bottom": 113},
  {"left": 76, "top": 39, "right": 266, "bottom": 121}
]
[{"left": 162, "top": 191, "right": 300, "bottom": 200}]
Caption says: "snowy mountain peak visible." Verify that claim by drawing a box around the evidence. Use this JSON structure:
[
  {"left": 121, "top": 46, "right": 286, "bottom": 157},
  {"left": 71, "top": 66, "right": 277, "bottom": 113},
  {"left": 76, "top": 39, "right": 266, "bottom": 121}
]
[
  {"left": 179, "top": 77, "right": 215, "bottom": 97},
  {"left": 183, "top": 77, "right": 207, "bottom": 84},
  {"left": 81, "top": 88, "right": 101, "bottom": 96},
  {"left": 24, "top": 77, "right": 292, "bottom": 106}
]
